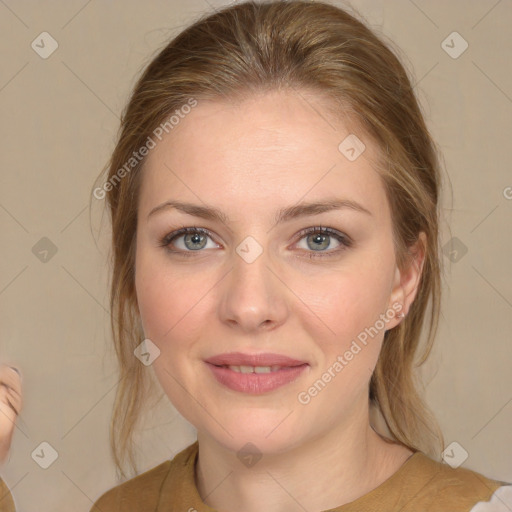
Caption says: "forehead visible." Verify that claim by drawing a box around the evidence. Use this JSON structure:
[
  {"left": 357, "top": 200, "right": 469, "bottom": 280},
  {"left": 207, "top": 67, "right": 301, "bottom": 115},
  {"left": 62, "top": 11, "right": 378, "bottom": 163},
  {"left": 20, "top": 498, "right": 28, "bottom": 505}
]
[{"left": 139, "top": 90, "right": 389, "bottom": 222}]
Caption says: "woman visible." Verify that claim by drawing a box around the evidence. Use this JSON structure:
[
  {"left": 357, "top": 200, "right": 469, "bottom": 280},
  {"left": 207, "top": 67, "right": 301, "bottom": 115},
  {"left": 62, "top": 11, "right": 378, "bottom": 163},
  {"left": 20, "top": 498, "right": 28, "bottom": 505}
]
[
  {"left": 0, "top": 365, "right": 22, "bottom": 512},
  {"left": 90, "top": 1, "right": 512, "bottom": 510}
]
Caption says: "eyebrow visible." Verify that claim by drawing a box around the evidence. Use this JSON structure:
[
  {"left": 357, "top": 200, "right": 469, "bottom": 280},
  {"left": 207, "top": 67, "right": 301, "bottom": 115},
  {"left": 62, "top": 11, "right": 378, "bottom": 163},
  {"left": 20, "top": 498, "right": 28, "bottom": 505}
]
[{"left": 147, "top": 198, "right": 372, "bottom": 226}]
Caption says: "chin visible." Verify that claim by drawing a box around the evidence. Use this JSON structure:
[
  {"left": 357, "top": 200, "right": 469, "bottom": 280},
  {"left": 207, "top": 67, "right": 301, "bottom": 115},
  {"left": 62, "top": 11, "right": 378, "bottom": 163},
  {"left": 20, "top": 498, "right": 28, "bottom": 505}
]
[{"left": 201, "top": 418, "right": 305, "bottom": 457}]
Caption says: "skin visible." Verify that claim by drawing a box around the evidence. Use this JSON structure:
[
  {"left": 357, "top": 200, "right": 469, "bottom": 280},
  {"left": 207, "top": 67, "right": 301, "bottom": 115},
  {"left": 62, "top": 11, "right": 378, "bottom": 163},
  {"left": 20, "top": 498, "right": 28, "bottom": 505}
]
[
  {"left": 135, "top": 90, "right": 425, "bottom": 512},
  {"left": 0, "top": 365, "right": 22, "bottom": 465}
]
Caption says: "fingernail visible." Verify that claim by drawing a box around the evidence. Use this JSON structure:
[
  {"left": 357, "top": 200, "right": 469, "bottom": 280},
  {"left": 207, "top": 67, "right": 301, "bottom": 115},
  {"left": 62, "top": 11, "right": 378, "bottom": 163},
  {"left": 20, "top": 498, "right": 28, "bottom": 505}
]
[{"left": 9, "top": 367, "right": 20, "bottom": 376}]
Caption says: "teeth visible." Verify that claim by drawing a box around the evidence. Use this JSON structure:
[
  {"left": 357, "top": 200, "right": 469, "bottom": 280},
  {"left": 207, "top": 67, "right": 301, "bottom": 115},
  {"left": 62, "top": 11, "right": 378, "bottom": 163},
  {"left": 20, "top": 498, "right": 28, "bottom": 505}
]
[
  {"left": 226, "top": 365, "right": 281, "bottom": 373},
  {"left": 254, "top": 366, "right": 272, "bottom": 374}
]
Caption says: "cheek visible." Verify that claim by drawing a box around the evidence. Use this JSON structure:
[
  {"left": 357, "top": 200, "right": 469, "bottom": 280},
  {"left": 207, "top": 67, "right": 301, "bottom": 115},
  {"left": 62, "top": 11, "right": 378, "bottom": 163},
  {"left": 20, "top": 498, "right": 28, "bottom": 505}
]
[
  {"left": 301, "top": 268, "right": 390, "bottom": 327},
  {"left": 135, "top": 249, "right": 212, "bottom": 345},
  {"left": 291, "top": 257, "right": 393, "bottom": 356}
]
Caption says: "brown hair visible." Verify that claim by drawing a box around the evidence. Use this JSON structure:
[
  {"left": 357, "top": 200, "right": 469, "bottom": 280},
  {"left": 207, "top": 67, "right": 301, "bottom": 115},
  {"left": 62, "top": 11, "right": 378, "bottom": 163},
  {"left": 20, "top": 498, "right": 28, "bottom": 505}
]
[{"left": 92, "top": 0, "right": 447, "bottom": 479}]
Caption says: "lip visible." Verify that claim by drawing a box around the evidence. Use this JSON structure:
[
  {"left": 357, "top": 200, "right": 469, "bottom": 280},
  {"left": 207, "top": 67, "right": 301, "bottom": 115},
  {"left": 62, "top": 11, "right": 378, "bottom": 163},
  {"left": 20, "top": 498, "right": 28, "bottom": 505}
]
[
  {"left": 205, "top": 352, "right": 308, "bottom": 367},
  {"left": 206, "top": 362, "right": 309, "bottom": 394},
  {"left": 204, "top": 352, "right": 309, "bottom": 394}
]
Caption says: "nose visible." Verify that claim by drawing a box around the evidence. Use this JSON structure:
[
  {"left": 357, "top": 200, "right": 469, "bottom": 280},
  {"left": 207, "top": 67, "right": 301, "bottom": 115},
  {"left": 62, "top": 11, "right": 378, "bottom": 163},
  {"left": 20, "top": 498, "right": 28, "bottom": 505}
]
[{"left": 218, "top": 245, "right": 289, "bottom": 333}]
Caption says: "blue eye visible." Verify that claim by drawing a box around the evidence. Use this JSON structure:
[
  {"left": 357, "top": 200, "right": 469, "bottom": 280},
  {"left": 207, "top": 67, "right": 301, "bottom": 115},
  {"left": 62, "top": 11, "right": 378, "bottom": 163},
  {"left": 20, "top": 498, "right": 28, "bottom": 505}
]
[
  {"left": 160, "top": 227, "right": 217, "bottom": 253},
  {"left": 295, "top": 226, "right": 351, "bottom": 258},
  {"left": 159, "top": 225, "right": 352, "bottom": 259}
]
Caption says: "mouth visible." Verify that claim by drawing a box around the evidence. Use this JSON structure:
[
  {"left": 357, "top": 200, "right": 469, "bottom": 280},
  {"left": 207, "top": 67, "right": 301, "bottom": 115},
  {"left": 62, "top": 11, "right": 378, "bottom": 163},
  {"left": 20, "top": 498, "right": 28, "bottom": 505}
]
[
  {"left": 210, "top": 364, "right": 300, "bottom": 373},
  {"left": 204, "top": 354, "right": 309, "bottom": 394},
  {"left": 204, "top": 351, "right": 308, "bottom": 368}
]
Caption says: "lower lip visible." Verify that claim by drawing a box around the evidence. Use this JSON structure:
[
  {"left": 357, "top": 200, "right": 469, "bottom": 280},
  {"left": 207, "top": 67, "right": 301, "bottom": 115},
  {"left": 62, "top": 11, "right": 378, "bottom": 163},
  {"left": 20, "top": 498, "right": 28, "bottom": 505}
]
[{"left": 206, "top": 363, "right": 309, "bottom": 394}]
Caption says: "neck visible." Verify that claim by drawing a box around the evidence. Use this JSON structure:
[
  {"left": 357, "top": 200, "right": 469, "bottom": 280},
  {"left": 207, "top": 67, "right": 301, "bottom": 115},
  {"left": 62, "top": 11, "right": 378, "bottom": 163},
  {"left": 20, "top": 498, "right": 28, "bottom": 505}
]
[{"left": 194, "top": 401, "right": 404, "bottom": 512}]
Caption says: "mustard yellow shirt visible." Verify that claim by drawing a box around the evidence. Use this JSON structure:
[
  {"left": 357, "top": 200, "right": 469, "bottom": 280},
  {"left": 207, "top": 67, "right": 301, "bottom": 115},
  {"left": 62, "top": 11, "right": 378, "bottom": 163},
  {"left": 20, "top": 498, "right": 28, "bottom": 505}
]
[
  {"left": 90, "top": 441, "right": 512, "bottom": 512},
  {"left": 0, "top": 477, "right": 16, "bottom": 512}
]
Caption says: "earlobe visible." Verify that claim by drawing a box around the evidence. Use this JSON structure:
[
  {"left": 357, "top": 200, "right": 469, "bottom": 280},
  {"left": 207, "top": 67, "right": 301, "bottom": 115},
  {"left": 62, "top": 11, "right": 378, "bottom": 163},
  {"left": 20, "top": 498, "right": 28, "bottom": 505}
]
[
  {"left": 388, "top": 232, "right": 427, "bottom": 320},
  {"left": 399, "top": 232, "right": 427, "bottom": 314}
]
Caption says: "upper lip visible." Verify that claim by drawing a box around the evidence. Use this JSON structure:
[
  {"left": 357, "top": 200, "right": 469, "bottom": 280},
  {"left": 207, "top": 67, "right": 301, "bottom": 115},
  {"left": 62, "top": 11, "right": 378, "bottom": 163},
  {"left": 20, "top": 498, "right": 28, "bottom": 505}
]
[{"left": 205, "top": 352, "right": 308, "bottom": 367}]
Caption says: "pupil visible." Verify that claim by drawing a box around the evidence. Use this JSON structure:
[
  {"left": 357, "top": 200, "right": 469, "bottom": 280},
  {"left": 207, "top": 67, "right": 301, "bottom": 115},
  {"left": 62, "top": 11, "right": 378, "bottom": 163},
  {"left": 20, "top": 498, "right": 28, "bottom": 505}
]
[
  {"left": 309, "top": 233, "right": 328, "bottom": 251},
  {"left": 186, "top": 232, "right": 206, "bottom": 250}
]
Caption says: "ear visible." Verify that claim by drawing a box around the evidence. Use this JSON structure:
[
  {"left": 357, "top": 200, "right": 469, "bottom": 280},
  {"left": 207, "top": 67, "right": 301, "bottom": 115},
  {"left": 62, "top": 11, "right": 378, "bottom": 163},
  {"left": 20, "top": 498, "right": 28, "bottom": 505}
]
[{"left": 387, "top": 231, "right": 427, "bottom": 328}]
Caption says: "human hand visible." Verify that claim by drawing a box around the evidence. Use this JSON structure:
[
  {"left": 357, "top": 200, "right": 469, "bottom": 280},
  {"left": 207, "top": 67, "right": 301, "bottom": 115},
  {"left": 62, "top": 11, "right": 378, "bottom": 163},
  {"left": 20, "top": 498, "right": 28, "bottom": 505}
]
[{"left": 0, "top": 365, "right": 23, "bottom": 465}]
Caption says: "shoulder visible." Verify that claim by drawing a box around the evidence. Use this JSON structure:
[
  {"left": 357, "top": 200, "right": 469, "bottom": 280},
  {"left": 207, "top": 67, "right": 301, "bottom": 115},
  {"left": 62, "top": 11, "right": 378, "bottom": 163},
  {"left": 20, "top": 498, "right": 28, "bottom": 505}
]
[
  {"left": 89, "top": 442, "right": 198, "bottom": 512},
  {"left": 469, "top": 485, "right": 512, "bottom": 512},
  {"left": 399, "top": 452, "right": 512, "bottom": 510},
  {"left": 89, "top": 460, "right": 172, "bottom": 511},
  {"left": 0, "top": 476, "right": 16, "bottom": 512}
]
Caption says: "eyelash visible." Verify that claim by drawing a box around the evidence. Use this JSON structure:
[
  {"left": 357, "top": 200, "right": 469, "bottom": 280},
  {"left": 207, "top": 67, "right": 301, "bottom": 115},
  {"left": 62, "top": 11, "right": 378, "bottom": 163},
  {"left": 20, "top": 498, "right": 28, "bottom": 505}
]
[{"left": 159, "top": 225, "right": 352, "bottom": 259}]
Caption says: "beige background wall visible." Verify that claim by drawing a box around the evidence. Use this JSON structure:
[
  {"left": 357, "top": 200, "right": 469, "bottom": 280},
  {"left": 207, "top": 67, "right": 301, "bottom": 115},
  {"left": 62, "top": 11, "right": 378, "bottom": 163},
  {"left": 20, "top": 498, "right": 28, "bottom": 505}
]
[{"left": 0, "top": 0, "right": 511, "bottom": 510}]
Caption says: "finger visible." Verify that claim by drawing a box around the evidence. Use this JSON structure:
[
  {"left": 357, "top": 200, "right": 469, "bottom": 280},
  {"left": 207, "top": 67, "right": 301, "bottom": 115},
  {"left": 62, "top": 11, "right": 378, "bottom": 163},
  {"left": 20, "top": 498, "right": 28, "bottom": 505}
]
[
  {"left": 0, "top": 368, "right": 21, "bottom": 391},
  {"left": 6, "top": 389, "right": 21, "bottom": 414},
  {"left": 5, "top": 386, "right": 21, "bottom": 400},
  {"left": 1, "top": 387, "right": 20, "bottom": 416},
  {"left": 9, "top": 367, "right": 22, "bottom": 385},
  {"left": 5, "top": 395, "right": 19, "bottom": 416},
  {"left": 0, "top": 383, "right": 21, "bottom": 403},
  {"left": 0, "top": 372, "right": 22, "bottom": 395}
]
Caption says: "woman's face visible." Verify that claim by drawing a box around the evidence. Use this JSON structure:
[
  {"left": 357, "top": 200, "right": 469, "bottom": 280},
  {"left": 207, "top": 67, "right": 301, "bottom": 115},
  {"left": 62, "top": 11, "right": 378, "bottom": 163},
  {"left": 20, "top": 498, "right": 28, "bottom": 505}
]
[{"left": 135, "top": 90, "right": 419, "bottom": 454}]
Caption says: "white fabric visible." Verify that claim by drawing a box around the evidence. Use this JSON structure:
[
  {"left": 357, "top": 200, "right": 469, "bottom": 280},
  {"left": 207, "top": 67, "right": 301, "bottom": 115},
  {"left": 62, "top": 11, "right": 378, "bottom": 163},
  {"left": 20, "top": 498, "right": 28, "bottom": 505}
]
[{"left": 469, "top": 485, "right": 512, "bottom": 512}]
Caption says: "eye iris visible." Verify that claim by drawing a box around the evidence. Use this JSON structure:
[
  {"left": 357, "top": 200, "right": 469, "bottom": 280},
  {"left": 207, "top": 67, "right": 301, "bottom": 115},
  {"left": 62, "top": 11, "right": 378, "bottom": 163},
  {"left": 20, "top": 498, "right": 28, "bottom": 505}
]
[
  {"left": 307, "top": 233, "right": 329, "bottom": 251},
  {"left": 184, "top": 232, "right": 207, "bottom": 250}
]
